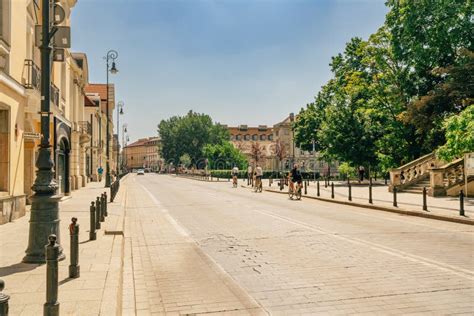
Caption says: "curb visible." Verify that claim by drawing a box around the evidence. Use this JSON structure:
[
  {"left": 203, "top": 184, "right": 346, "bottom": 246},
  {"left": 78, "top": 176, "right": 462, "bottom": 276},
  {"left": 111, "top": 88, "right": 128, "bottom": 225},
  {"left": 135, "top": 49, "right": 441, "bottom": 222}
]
[{"left": 263, "top": 188, "right": 474, "bottom": 226}]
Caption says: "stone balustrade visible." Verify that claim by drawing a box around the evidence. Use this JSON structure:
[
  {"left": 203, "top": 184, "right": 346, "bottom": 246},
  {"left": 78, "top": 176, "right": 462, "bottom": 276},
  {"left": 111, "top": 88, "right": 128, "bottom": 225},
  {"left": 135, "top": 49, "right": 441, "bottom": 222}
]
[
  {"left": 430, "top": 158, "right": 464, "bottom": 196},
  {"left": 389, "top": 152, "right": 437, "bottom": 191}
]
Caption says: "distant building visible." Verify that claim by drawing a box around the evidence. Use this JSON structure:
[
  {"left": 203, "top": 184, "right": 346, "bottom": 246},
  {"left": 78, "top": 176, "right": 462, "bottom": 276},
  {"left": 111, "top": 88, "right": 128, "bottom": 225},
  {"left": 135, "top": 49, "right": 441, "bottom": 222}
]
[
  {"left": 228, "top": 115, "right": 339, "bottom": 174},
  {"left": 123, "top": 137, "right": 162, "bottom": 171}
]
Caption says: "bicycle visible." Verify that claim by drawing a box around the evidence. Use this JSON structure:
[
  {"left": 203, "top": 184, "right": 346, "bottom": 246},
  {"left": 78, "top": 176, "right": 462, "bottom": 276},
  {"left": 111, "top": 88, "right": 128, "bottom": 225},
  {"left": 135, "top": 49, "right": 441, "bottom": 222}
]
[
  {"left": 232, "top": 175, "right": 238, "bottom": 188},
  {"left": 288, "top": 181, "right": 302, "bottom": 200}
]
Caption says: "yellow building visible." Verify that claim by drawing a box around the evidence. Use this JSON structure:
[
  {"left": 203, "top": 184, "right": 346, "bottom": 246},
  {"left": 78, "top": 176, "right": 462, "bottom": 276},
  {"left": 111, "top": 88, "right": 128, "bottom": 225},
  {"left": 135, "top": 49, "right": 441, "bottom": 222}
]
[
  {"left": 123, "top": 137, "right": 162, "bottom": 171},
  {"left": 0, "top": 0, "right": 108, "bottom": 224}
]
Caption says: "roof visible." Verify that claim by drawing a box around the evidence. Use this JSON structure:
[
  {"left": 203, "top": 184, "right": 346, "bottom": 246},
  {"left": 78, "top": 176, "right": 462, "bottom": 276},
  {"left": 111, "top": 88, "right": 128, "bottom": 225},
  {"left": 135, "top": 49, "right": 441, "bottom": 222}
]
[
  {"left": 125, "top": 137, "right": 160, "bottom": 148},
  {"left": 84, "top": 95, "right": 96, "bottom": 106}
]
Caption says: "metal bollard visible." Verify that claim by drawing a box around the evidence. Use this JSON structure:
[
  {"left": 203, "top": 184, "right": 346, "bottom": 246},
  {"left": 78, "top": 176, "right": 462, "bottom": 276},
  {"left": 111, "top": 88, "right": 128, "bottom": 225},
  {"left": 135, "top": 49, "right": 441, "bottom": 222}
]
[
  {"left": 325, "top": 178, "right": 328, "bottom": 188},
  {"left": 44, "top": 234, "right": 60, "bottom": 316},
  {"left": 95, "top": 197, "right": 101, "bottom": 229},
  {"left": 100, "top": 194, "right": 105, "bottom": 222},
  {"left": 348, "top": 182, "right": 352, "bottom": 201},
  {"left": 422, "top": 187, "right": 428, "bottom": 211},
  {"left": 104, "top": 192, "right": 108, "bottom": 216},
  {"left": 89, "top": 202, "right": 96, "bottom": 240},
  {"left": 460, "top": 190, "right": 465, "bottom": 216},
  {"left": 369, "top": 177, "right": 373, "bottom": 204},
  {"left": 393, "top": 186, "right": 398, "bottom": 207},
  {"left": 304, "top": 180, "right": 307, "bottom": 195},
  {"left": 69, "top": 217, "right": 80, "bottom": 278},
  {"left": 0, "top": 279, "right": 10, "bottom": 316},
  {"left": 331, "top": 182, "right": 334, "bottom": 199},
  {"left": 317, "top": 180, "right": 320, "bottom": 196}
]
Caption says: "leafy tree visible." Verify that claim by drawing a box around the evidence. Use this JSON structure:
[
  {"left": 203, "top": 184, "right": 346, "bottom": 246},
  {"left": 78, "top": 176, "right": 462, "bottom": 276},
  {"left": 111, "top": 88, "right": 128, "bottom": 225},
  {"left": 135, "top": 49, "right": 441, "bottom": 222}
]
[
  {"left": 179, "top": 153, "right": 192, "bottom": 168},
  {"left": 437, "top": 104, "right": 474, "bottom": 161},
  {"left": 202, "top": 142, "right": 248, "bottom": 170},
  {"left": 158, "top": 110, "right": 229, "bottom": 166},
  {"left": 249, "top": 142, "right": 266, "bottom": 166}
]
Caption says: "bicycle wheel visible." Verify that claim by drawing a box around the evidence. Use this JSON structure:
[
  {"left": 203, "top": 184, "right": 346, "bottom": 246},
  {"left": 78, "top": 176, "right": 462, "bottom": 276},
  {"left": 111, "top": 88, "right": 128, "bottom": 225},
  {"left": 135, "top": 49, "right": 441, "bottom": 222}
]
[
  {"left": 288, "top": 188, "right": 294, "bottom": 199},
  {"left": 296, "top": 186, "right": 302, "bottom": 200}
]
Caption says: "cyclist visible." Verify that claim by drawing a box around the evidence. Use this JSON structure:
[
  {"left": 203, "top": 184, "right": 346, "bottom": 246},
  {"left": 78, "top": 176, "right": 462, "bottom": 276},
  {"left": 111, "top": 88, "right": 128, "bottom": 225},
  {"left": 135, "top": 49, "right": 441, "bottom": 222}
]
[
  {"left": 289, "top": 164, "right": 303, "bottom": 194},
  {"left": 255, "top": 164, "right": 263, "bottom": 192},
  {"left": 231, "top": 165, "right": 239, "bottom": 187}
]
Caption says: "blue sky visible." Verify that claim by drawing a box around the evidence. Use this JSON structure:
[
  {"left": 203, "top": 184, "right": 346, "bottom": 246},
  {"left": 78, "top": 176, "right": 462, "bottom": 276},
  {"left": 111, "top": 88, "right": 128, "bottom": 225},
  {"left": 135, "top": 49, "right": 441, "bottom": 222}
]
[{"left": 71, "top": 0, "right": 388, "bottom": 141}]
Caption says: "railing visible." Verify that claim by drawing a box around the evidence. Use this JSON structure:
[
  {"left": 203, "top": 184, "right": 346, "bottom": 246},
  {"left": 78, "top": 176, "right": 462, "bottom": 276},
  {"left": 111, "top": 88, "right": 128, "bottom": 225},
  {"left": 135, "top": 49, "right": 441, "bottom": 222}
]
[
  {"left": 389, "top": 152, "right": 438, "bottom": 190},
  {"left": 23, "top": 59, "right": 41, "bottom": 91},
  {"left": 430, "top": 158, "right": 464, "bottom": 196},
  {"left": 51, "top": 83, "right": 60, "bottom": 107}
]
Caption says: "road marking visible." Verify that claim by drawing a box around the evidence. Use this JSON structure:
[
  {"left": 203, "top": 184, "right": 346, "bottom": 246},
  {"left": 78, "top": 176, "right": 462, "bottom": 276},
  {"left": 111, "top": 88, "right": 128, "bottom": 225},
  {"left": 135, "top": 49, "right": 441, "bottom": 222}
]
[{"left": 253, "top": 208, "right": 474, "bottom": 280}]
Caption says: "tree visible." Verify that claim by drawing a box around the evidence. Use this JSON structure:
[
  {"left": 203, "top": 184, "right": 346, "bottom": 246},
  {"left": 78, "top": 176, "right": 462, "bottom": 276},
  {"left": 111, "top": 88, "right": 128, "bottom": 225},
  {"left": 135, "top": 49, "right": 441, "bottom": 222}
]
[
  {"left": 202, "top": 142, "right": 248, "bottom": 170},
  {"left": 272, "top": 140, "right": 287, "bottom": 171},
  {"left": 249, "top": 142, "right": 266, "bottom": 166},
  {"left": 437, "top": 104, "right": 474, "bottom": 161},
  {"left": 179, "top": 153, "right": 191, "bottom": 168},
  {"left": 158, "top": 110, "right": 229, "bottom": 166}
]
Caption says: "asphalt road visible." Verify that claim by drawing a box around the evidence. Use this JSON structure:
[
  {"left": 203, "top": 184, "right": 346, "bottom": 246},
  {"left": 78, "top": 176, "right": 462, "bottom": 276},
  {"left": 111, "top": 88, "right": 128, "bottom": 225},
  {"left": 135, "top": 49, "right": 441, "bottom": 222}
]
[{"left": 124, "top": 174, "right": 474, "bottom": 315}]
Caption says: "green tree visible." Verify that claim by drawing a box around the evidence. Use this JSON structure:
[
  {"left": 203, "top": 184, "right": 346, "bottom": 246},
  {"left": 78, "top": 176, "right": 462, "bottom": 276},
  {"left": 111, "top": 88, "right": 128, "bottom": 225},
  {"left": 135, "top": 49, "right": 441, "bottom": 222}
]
[
  {"left": 179, "top": 153, "right": 192, "bottom": 168},
  {"left": 158, "top": 110, "right": 229, "bottom": 166},
  {"left": 437, "top": 104, "right": 474, "bottom": 161},
  {"left": 202, "top": 142, "right": 248, "bottom": 170}
]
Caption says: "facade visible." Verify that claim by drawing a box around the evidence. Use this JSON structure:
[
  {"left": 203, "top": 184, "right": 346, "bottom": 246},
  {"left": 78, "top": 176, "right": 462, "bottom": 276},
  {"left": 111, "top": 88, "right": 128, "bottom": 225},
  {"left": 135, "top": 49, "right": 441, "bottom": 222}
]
[
  {"left": 123, "top": 137, "right": 161, "bottom": 171},
  {"left": 228, "top": 115, "right": 339, "bottom": 175},
  {"left": 0, "top": 1, "right": 116, "bottom": 224}
]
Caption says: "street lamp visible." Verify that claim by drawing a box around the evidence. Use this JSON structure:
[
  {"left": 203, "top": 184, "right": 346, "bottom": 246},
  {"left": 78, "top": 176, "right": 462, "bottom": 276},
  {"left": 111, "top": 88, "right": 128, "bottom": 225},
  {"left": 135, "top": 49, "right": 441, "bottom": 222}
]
[
  {"left": 105, "top": 50, "right": 118, "bottom": 187},
  {"left": 23, "top": 0, "right": 65, "bottom": 263},
  {"left": 289, "top": 112, "right": 295, "bottom": 168},
  {"left": 116, "top": 101, "right": 124, "bottom": 176}
]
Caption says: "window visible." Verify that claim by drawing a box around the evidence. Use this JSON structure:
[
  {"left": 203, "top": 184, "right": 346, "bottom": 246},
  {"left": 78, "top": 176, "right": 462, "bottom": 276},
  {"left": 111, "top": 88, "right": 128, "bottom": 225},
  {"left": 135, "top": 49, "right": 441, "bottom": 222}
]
[
  {"left": 268, "top": 135, "right": 273, "bottom": 141},
  {"left": 260, "top": 134, "right": 266, "bottom": 141},
  {"left": 236, "top": 134, "right": 241, "bottom": 141},
  {"left": 0, "top": 0, "right": 11, "bottom": 73},
  {"left": 230, "top": 135, "right": 234, "bottom": 141},
  {"left": 284, "top": 129, "right": 289, "bottom": 135},
  {"left": 252, "top": 134, "right": 257, "bottom": 141},
  {"left": 244, "top": 134, "right": 250, "bottom": 141},
  {"left": 0, "top": 109, "right": 8, "bottom": 191}
]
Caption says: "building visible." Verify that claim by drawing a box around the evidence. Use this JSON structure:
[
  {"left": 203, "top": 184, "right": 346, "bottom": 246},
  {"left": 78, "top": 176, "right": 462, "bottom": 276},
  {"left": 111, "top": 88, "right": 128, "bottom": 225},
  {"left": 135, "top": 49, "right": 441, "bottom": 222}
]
[
  {"left": 0, "top": 0, "right": 117, "bottom": 224},
  {"left": 123, "top": 137, "right": 162, "bottom": 171},
  {"left": 228, "top": 115, "right": 339, "bottom": 175},
  {"left": 84, "top": 83, "right": 116, "bottom": 181}
]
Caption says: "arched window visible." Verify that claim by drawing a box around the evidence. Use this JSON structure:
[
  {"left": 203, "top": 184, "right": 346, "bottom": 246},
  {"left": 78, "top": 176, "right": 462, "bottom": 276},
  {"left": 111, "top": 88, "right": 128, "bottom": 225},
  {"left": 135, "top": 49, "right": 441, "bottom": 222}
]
[
  {"left": 244, "top": 134, "right": 250, "bottom": 141},
  {"left": 260, "top": 134, "right": 266, "bottom": 141},
  {"left": 252, "top": 134, "right": 257, "bottom": 141}
]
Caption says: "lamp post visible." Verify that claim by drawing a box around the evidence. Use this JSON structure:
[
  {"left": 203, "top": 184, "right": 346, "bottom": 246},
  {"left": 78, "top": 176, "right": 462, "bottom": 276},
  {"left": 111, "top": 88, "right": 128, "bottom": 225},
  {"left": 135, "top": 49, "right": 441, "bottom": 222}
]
[
  {"left": 116, "top": 101, "right": 124, "bottom": 176},
  {"left": 105, "top": 50, "right": 118, "bottom": 187},
  {"left": 289, "top": 112, "right": 295, "bottom": 168},
  {"left": 23, "top": 0, "right": 65, "bottom": 263},
  {"left": 122, "top": 124, "right": 127, "bottom": 172}
]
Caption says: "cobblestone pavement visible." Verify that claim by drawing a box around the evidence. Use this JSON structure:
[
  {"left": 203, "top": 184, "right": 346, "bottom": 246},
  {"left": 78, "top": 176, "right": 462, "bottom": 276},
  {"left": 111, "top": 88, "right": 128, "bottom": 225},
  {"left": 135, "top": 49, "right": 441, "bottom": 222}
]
[
  {"left": 124, "top": 174, "right": 474, "bottom": 315},
  {"left": 0, "top": 180, "right": 126, "bottom": 315}
]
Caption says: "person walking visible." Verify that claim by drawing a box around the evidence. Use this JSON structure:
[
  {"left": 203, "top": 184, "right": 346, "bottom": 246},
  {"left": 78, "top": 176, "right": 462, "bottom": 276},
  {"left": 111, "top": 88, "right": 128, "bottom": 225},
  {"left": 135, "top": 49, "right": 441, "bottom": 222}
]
[{"left": 358, "top": 165, "right": 365, "bottom": 183}]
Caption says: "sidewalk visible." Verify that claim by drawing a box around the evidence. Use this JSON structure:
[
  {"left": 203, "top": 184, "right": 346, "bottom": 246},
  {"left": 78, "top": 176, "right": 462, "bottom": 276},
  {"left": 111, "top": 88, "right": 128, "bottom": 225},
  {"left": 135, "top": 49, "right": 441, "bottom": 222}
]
[
  {"left": 0, "top": 179, "right": 127, "bottom": 315},
  {"left": 248, "top": 179, "right": 474, "bottom": 222}
]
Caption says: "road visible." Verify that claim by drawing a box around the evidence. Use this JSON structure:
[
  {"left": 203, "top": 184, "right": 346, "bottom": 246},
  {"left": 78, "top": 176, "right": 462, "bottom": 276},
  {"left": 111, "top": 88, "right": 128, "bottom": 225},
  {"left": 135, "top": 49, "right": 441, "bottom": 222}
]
[{"left": 122, "top": 174, "right": 474, "bottom": 315}]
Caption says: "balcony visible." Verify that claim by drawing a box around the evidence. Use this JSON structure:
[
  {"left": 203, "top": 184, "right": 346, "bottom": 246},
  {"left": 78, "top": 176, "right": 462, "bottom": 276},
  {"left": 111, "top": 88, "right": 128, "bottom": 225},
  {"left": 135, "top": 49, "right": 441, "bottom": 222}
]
[{"left": 23, "top": 59, "right": 41, "bottom": 91}]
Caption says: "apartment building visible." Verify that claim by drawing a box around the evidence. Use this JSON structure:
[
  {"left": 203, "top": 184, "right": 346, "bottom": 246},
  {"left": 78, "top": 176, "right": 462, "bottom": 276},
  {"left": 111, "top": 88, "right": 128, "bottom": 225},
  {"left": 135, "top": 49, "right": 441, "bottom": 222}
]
[
  {"left": 123, "top": 137, "right": 162, "bottom": 171},
  {"left": 0, "top": 0, "right": 116, "bottom": 224}
]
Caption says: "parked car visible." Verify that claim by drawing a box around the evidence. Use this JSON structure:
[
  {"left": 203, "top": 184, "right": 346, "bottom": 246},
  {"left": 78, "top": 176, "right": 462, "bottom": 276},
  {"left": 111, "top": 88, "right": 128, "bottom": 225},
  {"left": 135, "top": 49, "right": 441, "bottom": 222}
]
[{"left": 137, "top": 169, "right": 145, "bottom": 175}]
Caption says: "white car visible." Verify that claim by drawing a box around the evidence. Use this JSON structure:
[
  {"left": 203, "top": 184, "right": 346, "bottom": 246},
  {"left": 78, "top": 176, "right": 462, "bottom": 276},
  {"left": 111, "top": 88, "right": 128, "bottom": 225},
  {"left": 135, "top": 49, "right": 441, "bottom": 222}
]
[{"left": 137, "top": 169, "right": 145, "bottom": 175}]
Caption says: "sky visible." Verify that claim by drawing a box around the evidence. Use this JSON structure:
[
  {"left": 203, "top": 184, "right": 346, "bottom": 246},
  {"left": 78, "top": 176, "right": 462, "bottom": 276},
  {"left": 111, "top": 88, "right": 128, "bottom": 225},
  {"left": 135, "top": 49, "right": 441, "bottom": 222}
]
[{"left": 71, "top": 0, "right": 388, "bottom": 141}]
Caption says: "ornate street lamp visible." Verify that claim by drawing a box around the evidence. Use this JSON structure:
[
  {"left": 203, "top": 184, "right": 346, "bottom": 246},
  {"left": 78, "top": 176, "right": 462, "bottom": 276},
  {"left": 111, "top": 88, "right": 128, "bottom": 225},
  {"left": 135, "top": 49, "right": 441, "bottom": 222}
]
[
  {"left": 116, "top": 101, "right": 124, "bottom": 176},
  {"left": 104, "top": 50, "right": 118, "bottom": 187},
  {"left": 23, "top": 0, "right": 66, "bottom": 263}
]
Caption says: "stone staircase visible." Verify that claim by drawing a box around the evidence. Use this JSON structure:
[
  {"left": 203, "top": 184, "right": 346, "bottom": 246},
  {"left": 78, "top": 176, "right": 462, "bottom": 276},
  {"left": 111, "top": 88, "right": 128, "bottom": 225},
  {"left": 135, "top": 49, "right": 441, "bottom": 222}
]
[{"left": 400, "top": 177, "right": 430, "bottom": 194}]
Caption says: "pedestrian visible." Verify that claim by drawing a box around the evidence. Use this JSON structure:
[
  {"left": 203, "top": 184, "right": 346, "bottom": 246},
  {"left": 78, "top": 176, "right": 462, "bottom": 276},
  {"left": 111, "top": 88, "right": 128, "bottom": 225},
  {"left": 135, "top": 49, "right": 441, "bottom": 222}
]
[
  {"left": 247, "top": 165, "right": 252, "bottom": 185},
  {"left": 98, "top": 166, "right": 104, "bottom": 182},
  {"left": 358, "top": 165, "right": 365, "bottom": 183}
]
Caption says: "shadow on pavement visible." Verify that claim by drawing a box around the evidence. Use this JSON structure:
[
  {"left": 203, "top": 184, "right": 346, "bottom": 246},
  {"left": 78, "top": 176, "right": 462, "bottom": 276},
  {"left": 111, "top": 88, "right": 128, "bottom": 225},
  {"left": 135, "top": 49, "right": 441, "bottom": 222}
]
[{"left": 0, "top": 262, "right": 42, "bottom": 277}]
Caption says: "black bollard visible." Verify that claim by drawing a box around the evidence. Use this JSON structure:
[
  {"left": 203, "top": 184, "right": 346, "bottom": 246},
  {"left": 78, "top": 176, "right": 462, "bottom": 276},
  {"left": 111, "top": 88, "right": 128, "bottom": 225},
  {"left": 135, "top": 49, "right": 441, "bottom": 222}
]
[
  {"left": 422, "top": 187, "right": 428, "bottom": 211},
  {"left": 325, "top": 178, "right": 328, "bottom": 188},
  {"left": 304, "top": 180, "right": 307, "bottom": 195},
  {"left": 69, "top": 218, "right": 80, "bottom": 278},
  {"left": 348, "top": 182, "right": 352, "bottom": 201},
  {"left": 460, "top": 190, "right": 465, "bottom": 216},
  {"left": 317, "top": 180, "right": 320, "bottom": 197},
  {"left": 393, "top": 187, "right": 398, "bottom": 207},
  {"left": 95, "top": 197, "right": 101, "bottom": 229},
  {"left": 44, "top": 234, "right": 60, "bottom": 316},
  {"left": 0, "top": 279, "right": 10, "bottom": 316},
  {"left": 369, "top": 177, "right": 373, "bottom": 204},
  {"left": 89, "top": 202, "right": 96, "bottom": 240},
  {"left": 100, "top": 194, "right": 105, "bottom": 222},
  {"left": 104, "top": 192, "right": 108, "bottom": 217},
  {"left": 331, "top": 182, "right": 335, "bottom": 199}
]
